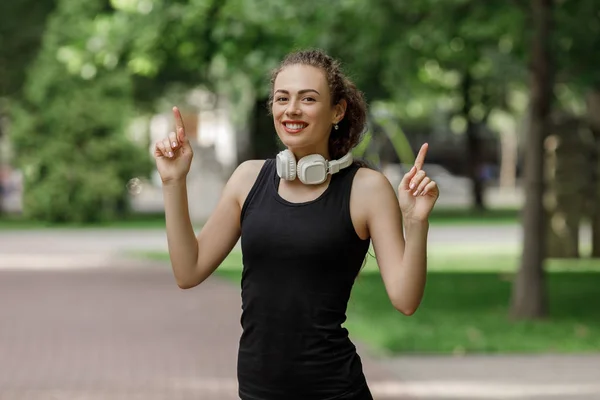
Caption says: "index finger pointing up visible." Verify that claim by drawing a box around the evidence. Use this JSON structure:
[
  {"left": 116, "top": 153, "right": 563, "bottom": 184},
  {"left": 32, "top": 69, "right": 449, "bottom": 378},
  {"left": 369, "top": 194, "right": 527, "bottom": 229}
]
[
  {"left": 414, "top": 143, "right": 429, "bottom": 170},
  {"left": 173, "top": 106, "right": 187, "bottom": 142}
]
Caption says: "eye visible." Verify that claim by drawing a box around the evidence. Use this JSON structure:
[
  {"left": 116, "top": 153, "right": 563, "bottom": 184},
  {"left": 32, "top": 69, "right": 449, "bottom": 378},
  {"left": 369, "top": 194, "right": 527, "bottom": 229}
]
[
  {"left": 275, "top": 96, "right": 288, "bottom": 102},
  {"left": 303, "top": 97, "right": 316, "bottom": 102}
]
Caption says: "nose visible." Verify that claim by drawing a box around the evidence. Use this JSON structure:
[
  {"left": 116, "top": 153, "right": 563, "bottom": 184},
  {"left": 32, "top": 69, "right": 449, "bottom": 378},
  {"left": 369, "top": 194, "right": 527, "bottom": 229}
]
[{"left": 285, "top": 99, "right": 301, "bottom": 116}]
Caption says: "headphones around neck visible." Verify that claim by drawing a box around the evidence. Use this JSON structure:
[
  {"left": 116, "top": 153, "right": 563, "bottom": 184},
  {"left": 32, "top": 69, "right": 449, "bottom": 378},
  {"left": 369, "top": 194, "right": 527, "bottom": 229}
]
[{"left": 275, "top": 149, "right": 354, "bottom": 185}]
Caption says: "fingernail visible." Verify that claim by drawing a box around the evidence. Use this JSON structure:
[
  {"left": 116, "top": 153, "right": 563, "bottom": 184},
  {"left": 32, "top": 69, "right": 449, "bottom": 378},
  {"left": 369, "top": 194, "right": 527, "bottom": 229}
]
[
  {"left": 413, "top": 190, "right": 419, "bottom": 196},
  {"left": 409, "top": 183, "right": 415, "bottom": 189},
  {"left": 169, "top": 151, "right": 173, "bottom": 157},
  {"left": 172, "top": 142, "right": 177, "bottom": 147}
]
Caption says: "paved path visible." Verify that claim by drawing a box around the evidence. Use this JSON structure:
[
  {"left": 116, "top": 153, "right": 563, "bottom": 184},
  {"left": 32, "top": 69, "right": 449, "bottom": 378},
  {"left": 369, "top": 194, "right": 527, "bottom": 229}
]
[
  {"left": 0, "top": 224, "right": 592, "bottom": 250},
  {"left": 0, "top": 224, "right": 593, "bottom": 270},
  {"left": 0, "top": 264, "right": 241, "bottom": 400},
  {"left": 0, "top": 224, "right": 557, "bottom": 260},
  {"left": 1, "top": 226, "right": 599, "bottom": 399},
  {"left": 0, "top": 261, "right": 395, "bottom": 400},
  {"left": 378, "top": 355, "right": 600, "bottom": 400}
]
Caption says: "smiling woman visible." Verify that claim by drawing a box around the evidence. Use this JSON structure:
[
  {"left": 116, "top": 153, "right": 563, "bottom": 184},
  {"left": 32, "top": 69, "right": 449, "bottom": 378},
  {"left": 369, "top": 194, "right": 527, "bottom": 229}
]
[
  {"left": 152, "top": 49, "right": 440, "bottom": 400},
  {"left": 268, "top": 52, "right": 368, "bottom": 163}
]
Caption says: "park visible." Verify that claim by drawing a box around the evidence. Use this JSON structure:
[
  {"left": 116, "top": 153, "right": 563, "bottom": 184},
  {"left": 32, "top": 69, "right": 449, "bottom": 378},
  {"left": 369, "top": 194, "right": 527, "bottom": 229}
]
[{"left": 1, "top": 0, "right": 599, "bottom": 399}]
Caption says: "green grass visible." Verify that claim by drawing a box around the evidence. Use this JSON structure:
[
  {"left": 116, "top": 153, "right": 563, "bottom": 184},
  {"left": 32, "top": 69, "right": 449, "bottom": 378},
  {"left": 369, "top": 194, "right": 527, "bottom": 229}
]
[
  {"left": 0, "top": 207, "right": 519, "bottom": 230},
  {"left": 428, "top": 207, "right": 520, "bottom": 225},
  {"left": 344, "top": 270, "right": 600, "bottom": 355},
  {"left": 0, "top": 212, "right": 170, "bottom": 230},
  {"left": 140, "top": 245, "right": 600, "bottom": 355}
]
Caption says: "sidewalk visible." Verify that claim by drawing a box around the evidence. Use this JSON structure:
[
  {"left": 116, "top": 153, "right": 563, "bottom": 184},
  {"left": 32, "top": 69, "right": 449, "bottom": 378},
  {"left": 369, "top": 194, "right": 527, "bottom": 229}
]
[
  {"left": 0, "top": 259, "right": 398, "bottom": 400},
  {"left": 1, "top": 228, "right": 600, "bottom": 399},
  {"left": 0, "top": 261, "right": 241, "bottom": 400}
]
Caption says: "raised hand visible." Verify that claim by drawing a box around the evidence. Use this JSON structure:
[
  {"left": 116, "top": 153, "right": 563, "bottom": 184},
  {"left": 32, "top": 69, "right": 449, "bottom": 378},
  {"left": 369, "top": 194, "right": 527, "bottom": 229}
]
[
  {"left": 154, "top": 106, "right": 194, "bottom": 185},
  {"left": 398, "top": 143, "right": 439, "bottom": 222}
]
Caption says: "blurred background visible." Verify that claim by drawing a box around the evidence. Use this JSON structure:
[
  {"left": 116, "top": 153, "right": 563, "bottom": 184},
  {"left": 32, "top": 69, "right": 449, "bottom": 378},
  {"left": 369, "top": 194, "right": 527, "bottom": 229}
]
[{"left": 1, "top": 0, "right": 599, "bottom": 399}]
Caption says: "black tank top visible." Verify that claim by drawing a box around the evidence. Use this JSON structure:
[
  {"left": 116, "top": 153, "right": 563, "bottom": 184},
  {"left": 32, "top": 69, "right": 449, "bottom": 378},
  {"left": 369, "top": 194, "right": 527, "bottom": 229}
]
[{"left": 238, "top": 159, "right": 372, "bottom": 400}]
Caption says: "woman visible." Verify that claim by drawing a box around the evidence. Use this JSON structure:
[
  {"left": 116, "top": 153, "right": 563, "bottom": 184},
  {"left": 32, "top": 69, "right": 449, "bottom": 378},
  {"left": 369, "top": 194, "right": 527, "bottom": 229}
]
[{"left": 154, "top": 49, "right": 439, "bottom": 400}]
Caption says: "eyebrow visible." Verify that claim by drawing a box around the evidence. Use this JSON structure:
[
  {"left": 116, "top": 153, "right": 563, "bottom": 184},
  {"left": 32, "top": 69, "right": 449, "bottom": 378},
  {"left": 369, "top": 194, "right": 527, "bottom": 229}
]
[{"left": 274, "top": 89, "right": 320, "bottom": 96}]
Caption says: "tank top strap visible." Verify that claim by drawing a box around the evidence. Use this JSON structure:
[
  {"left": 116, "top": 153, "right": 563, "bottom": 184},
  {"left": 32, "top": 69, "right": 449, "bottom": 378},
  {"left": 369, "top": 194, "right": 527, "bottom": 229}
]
[
  {"left": 329, "top": 163, "right": 361, "bottom": 197},
  {"left": 327, "top": 163, "right": 362, "bottom": 231},
  {"left": 240, "top": 159, "right": 275, "bottom": 223}
]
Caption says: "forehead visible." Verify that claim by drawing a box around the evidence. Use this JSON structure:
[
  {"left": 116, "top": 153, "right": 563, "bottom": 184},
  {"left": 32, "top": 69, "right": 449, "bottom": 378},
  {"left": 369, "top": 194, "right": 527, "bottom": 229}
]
[{"left": 274, "top": 64, "right": 329, "bottom": 92}]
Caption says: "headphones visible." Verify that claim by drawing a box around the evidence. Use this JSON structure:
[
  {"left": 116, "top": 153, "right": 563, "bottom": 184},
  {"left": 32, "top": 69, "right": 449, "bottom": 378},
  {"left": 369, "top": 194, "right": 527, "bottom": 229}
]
[{"left": 275, "top": 149, "right": 354, "bottom": 185}]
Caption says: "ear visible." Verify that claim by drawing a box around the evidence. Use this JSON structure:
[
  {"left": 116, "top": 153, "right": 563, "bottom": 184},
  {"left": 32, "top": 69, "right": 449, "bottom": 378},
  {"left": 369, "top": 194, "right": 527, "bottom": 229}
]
[{"left": 333, "top": 99, "right": 347, "bottom": 124}]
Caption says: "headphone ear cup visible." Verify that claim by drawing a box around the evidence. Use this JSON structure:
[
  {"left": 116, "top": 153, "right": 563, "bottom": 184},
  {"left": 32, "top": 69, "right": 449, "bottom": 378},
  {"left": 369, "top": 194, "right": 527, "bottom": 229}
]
[
  {"left": 276, "top": 149, "right": 297, "bottom": 180},
  {"left": 297, "top": 154, "right": 327, "bottom": 185},
  {"left": 296, "top": 156, "right": 308, "bottom": 184}
]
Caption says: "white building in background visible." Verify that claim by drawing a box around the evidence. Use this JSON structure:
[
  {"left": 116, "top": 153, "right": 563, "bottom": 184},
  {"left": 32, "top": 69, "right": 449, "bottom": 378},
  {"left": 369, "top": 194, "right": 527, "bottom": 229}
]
[
  {"left": 134, "top": 90, "right": 240, "bottom": 223},
  {"left": 196, "top": 108, "right": 237, "bottom": 170}
]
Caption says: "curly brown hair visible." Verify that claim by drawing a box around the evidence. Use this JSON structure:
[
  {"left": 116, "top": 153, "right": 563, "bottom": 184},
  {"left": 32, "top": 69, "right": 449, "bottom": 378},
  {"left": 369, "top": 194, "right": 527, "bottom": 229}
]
[{"left": 268, "top": 49, "right": 368, "bottom": 162}]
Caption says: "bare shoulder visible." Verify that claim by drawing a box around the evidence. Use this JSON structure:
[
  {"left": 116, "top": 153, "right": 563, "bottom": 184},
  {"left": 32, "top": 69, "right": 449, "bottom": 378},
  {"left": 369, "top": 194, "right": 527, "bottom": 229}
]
[
  {"left": 231, "top": 159, "right": 266, "bottom": 182},
  {"left": 227, "top": 159, "right": 267, "bottom": 207},
  {"left": 353, "top": 166, "right": 397, "bottom": 197},
  {"left": 350, "top": 166, "right": 398, "bottom": 239}
]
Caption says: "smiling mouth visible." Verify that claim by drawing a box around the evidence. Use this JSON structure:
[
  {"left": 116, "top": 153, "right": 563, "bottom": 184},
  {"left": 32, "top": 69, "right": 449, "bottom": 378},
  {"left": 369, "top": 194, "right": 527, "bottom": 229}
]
[{"left": 283, "top": 122, "right": 308, "bottom": 133}]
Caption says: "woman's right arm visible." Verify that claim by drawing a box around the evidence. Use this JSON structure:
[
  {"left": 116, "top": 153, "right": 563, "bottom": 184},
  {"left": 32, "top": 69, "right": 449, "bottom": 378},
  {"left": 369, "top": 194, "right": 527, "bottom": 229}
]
[
  {"left": 155, "top": 106, "right": 262, "bottom": 289},
  {"left": 162, "top": 160, "right": 261, "bottom": 289}
]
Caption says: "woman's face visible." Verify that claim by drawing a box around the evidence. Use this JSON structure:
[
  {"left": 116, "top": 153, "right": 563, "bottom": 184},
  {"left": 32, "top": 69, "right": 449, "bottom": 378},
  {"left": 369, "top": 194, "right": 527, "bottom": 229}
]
[{"left": 271, "top": 64, "right": 345, "bottom": 157}]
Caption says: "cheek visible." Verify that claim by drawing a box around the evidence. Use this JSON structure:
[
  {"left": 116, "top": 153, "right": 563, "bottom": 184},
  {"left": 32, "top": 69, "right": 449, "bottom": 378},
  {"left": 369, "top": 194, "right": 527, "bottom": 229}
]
[
  {"left": 311, "top": 108, "right": 333, "bottom": 126},
  {"left": 272, "top": 105, "right": 285, "bottom": 119}
]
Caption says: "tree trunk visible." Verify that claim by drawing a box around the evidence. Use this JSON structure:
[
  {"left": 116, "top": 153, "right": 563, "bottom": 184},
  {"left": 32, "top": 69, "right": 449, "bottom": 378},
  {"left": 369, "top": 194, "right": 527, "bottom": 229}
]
[
  {"left": 545, "top": 116, "right": 586, "bottom": 258},
  {"left": 462, "top": 72, "right": 486, "bottom": 210},
  {"left": 586, "top": 89, "right": 600, "bottom": 257},
  {"left": 0, "top": 109, "right": 4, "bottom": 216},
  {"left": 510, "top": 0, "right": 553, "bottom": 320}
]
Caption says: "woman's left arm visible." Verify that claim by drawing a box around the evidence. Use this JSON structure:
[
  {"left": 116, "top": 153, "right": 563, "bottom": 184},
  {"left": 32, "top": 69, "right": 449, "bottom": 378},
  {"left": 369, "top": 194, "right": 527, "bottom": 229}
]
[{"left": 358, "top": 144, "right": 439, "bottom": 315}]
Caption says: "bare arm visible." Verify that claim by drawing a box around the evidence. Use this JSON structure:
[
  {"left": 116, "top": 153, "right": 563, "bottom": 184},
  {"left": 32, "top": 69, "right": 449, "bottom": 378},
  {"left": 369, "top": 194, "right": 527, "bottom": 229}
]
[
  {"left": 154, "top": 106, "right": 263, "bottom": 289},
  {"left": 163, "top": 161, "right": 261, "bottom": 289},
  {"left": 353, "top": 170, "right": 426, "bottom": 315},
  {"left": 355, "top": 145, "right": 438, "bottom": 315}
]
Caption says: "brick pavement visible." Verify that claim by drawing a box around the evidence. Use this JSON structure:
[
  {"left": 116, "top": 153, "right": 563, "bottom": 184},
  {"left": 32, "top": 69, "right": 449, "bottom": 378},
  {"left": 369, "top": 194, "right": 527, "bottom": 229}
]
[
  {"left": 0, "top": 262, "right": 242, "bottom": 400},
  {"left": 0, "top": 260, "right": 400, "bottom": 400},
  {"left": 3, "top": 254, "right": 599, "bottom": 400}
]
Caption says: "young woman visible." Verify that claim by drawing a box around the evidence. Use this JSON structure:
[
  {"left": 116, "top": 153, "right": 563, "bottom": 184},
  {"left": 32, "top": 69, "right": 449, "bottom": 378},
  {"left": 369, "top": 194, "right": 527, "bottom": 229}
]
[{"left": 154, "top": 49, "right": 439, "bottom": 400}]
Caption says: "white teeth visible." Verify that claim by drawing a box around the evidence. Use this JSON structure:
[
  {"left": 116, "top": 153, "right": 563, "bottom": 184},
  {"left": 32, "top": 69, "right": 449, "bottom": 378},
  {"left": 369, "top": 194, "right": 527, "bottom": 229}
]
[{"left": 285, "top": 123, "right": 306, "bottom": 130}]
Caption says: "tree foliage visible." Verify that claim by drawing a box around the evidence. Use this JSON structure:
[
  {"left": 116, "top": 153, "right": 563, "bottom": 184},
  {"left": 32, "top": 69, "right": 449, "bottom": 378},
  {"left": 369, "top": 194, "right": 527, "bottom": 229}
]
[{"left": 9, "top": 0, "right": 152, "bottom": 223}]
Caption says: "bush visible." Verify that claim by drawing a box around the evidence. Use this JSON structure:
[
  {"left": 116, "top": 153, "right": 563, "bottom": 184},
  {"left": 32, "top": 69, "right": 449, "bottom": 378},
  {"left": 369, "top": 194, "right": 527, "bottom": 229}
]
[{"left": 9, "top": 0, "right": 153, "bottom": 223}]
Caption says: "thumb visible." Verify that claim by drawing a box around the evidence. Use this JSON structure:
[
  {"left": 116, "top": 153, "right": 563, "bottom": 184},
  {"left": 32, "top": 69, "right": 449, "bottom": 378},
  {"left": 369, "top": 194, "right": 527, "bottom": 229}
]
[{"left": 399, "top": 166, "right": 417, "bottom": 191}]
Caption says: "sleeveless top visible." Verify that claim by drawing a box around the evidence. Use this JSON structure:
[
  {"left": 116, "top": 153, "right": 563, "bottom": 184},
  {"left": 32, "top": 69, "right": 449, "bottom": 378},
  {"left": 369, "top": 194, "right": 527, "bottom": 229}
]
[{"left": 238, "top": 159, "right": 372, "bottom": 400}]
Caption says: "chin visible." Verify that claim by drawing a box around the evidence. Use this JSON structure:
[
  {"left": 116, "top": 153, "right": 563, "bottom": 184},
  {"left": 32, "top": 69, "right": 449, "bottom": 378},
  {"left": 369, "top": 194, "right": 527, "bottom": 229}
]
[
  {"left": 276, "top": 129, "right": 304, "bottom": 145},
  {"left": 278, "top": 136, "right": 313, "bottom": 152}
]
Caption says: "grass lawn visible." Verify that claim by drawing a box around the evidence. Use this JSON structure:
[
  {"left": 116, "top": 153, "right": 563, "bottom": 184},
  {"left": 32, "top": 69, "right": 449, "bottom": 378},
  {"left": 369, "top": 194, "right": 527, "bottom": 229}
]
[
  {"left": 0, "top": 212, "right": 170, "bottom": 230},
  {"left": 141, "top": 244, "right": 600, "bottom": 355},
  {"left": 0, "top": 207, "right": 520, "bottom": 230},
  {"left": 427, "top": 207, "right": 520, "bottom": 225}
]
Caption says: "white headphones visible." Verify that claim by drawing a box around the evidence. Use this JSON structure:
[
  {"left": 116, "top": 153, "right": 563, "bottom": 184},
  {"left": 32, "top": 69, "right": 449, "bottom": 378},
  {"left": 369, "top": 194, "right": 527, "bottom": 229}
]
[{"left": 275, "top": 149, "right": 354, "bottom": 185}]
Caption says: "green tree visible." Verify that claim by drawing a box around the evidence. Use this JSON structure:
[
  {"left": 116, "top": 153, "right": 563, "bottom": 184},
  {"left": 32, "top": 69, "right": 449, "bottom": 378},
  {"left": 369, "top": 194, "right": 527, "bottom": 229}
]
[
  {"left": 376, "top": 0, "right": 527, "bottom": 210},
  {"left": 510, "top": 0, "right": 554, "bottom": 320},
  {"left": 9, "top": 0, "right": 152, "bottom": 223},
  {"left": 0, "top": 0, "right": 58, "bottom": 214},
  {"left": 554, "top": 0, "right": 600, "bottom": 258}
]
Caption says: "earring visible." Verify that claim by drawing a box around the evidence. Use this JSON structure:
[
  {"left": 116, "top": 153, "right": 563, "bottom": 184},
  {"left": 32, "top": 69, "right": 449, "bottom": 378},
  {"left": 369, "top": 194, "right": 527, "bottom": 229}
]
[{"left": 334, "top": 124, "right": 339, "bottom": 130}]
